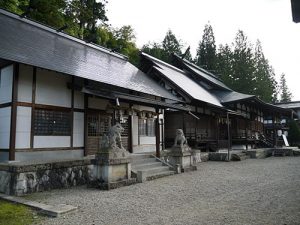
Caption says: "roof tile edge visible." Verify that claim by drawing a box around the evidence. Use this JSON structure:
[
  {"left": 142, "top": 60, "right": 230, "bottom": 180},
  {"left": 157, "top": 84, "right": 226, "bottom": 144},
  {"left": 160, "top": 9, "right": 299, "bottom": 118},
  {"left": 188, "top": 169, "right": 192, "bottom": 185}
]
[{"left": 0, "top": 8, "right": 128, "bottom": 61}]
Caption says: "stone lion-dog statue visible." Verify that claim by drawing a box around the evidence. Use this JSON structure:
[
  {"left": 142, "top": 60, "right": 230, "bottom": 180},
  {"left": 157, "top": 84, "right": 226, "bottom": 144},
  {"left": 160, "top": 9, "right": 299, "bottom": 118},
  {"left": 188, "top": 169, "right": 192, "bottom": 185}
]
[
  {"left": 174, "top": 129, "right": 188, "bottom": 147},
  {"left": 101, "top": 123, "right": 125, "bottom": 150}
]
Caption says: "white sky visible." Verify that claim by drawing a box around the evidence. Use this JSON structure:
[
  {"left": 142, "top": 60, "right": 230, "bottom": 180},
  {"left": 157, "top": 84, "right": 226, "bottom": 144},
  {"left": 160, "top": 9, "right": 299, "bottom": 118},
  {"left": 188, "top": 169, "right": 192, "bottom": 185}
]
[{"left": 106, "top": 0, "right": 300, "bottom": 100}]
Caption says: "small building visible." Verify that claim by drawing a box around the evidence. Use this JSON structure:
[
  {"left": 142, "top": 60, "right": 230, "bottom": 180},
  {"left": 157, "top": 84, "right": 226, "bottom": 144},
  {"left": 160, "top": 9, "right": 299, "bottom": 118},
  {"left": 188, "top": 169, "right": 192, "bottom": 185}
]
[
  {"left": 0, "top": 9, "right": 185, "bottom": 162},
  {"left": 140, "top": 53, "right": 291, "bottom": 150}
]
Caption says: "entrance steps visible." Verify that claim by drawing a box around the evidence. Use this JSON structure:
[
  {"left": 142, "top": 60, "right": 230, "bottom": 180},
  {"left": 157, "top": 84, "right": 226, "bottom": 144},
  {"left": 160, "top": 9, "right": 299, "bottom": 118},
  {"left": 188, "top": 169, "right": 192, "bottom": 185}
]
[
  {"left": 230, "top": 151, "right": 250, "bottom": 161},
  {"left": 130, "top": 154, "right": 175, "bottom": 183}
]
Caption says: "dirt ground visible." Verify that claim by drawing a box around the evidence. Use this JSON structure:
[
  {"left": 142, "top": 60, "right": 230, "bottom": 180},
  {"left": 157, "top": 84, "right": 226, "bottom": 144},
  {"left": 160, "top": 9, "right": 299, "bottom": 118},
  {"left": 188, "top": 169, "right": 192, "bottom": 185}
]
[{"left": 30, "top": 156, "right": 300, "bottom": 225}]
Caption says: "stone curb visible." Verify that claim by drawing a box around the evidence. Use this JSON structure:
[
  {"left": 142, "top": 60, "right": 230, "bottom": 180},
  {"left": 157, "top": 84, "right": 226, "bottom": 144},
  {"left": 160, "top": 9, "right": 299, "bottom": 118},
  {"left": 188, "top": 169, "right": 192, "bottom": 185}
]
[{"left": 0, "top": 193, "right": 77, "bottom": 217}]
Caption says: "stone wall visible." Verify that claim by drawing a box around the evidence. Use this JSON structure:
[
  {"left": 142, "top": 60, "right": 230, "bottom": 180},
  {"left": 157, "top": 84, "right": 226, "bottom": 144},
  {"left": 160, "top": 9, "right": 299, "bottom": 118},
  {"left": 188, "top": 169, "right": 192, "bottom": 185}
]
[{"left": 0, "top": 159, "right": 93, "bottom": 196}]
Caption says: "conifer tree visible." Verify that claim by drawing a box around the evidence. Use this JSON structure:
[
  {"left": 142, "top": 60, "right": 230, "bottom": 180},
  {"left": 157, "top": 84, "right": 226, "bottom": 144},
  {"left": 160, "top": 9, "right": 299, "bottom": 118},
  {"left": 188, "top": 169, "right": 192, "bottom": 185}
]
[
  {"left": 279, "top": 73, "right": 292, "bottom": 102},
  {"left": 195, "top": 23, "right": 217, "bottom": 72}
]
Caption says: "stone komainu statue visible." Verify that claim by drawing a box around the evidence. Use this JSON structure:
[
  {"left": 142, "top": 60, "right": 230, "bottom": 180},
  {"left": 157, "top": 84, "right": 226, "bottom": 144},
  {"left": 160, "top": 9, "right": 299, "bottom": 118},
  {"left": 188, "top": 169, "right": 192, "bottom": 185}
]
[
  {"left": 174, "top": 129, "right": 188, "bottom": 147},
  {"left": 101, "top": 123, "right": 125, "bottom": 150}
]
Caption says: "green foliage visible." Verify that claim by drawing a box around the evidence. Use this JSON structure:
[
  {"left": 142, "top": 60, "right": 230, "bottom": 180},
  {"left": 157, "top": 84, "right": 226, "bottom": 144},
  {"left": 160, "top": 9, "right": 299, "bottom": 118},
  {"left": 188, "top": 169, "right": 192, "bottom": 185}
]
[
  {"left": 142, "top": 29, "right": 182, "bottom": 63},
  {"left": 214, "top": 30, "right": 280, "bottom": 103},
  {"left": 288, "top": 120, "right": 300, "bottom": 145},
  {"left": 196, "top": 23, "right": 217, "bottom": 72},
  {"left": 0, "top": 200, "right": 42, "bottom": 225},
  {"left": 142, "top": 42, "right": 169, "bottom": 62},
  {"left": 279, "top": 73, "right": 292, "bottom": 103}
]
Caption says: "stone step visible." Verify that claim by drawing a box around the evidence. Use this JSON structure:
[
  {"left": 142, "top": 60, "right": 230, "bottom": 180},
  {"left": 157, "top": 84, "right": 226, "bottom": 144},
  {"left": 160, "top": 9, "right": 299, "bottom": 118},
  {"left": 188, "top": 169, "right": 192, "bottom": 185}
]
[
  {"left": 141, "top": 165, "right": 170, "bottom": 174},
  {"left": 231, "top": 152, "right": 249, "bottom": 161},
  {"left": 131, "top": 157, "right": 157, "bottom": 165},
  {"left": 145, "top": 170, "right": 175, "bottom": 181},
  {"left": 132, "top": 161, "right": 162, "bottom": 171}
]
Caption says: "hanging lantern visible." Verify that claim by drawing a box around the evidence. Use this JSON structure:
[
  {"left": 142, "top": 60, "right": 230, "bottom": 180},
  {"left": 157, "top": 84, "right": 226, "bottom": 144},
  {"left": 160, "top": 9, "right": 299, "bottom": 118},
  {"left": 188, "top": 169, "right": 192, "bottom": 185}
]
[{"left": 277, "top": 130, "right": 282, "bottom": 136}]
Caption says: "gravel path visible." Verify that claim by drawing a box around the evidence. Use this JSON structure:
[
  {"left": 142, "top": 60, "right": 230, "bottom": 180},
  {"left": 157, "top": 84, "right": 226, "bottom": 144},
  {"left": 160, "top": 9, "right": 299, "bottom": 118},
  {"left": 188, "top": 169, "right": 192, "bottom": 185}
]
[{"left": 32, "top": 157, "right": 300, "bottom": 225}]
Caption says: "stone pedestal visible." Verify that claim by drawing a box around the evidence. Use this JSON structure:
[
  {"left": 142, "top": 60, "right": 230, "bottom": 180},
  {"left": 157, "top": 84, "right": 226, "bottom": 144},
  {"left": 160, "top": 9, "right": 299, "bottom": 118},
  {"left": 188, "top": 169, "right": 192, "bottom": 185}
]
[
  {"left": 90, "top": 148, "right": 136, "bottom": 190},
  {"left": 168, "top": 146, "right": 197, "bottom": 172}
]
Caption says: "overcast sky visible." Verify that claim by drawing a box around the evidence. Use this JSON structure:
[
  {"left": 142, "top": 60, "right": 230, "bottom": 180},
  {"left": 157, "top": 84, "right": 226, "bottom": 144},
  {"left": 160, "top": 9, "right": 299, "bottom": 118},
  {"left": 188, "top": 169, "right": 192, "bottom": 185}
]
[{"left": 106, "top": 0, "right": 300, "bottom": 100}]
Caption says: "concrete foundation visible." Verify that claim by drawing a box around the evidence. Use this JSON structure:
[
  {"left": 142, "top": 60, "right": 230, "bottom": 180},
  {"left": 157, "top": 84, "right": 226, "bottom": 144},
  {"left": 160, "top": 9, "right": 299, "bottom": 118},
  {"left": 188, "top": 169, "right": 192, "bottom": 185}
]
[
  {"left": 168, "top": 146, "right": 196, "bottom": 172},
  {"left": 89, "top": 149, "right": 136, "bottom": 190}
]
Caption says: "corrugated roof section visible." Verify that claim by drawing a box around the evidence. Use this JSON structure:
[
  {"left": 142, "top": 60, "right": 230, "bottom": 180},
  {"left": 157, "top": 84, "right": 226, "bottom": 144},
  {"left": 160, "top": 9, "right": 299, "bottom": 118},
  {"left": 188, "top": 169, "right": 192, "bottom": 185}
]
[
  {"left": 0, "top": 9, "right": 179, "bottom": 101},
  {"left": 142, "top": 53, "right": 223, "bottom": 108}
]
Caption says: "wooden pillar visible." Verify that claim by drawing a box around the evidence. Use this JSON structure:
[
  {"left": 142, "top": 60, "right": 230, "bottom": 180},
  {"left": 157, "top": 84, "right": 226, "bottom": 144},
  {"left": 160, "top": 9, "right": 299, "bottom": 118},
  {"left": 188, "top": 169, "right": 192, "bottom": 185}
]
[
  {"left": 84, "top": 93, "right": 88, "bottom": 156},
  {"left": 9, "top": 63, "right": 19, "bottom": 161},
  {"left": 226, "top": 112, "right": 231, "bottom": 161},
  {"left": 155, "top": 108, "right": 160, "bottom": 158},
  {"left": 128, "top": 115, "right": 133, "bottom": 153},
  {"left": 30, "top": 67, "right": 36, "bottom": 149},
  {"left": 70, "top": 76, "right": 74, "bottom": 148}
]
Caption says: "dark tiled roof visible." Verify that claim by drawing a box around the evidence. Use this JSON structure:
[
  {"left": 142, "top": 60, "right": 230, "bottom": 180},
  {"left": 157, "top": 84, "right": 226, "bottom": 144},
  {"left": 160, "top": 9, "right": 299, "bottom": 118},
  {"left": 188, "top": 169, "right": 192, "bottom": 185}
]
[
  {"left": 275, "top": 101, "right": 300, "bottom": 109},
  {"left": 0, "top": 9, "right": 179, "bottom": 101},
  {"left": 213, "top": 90, "right": 255, "bottom": 103},
  {"left": 141, "top": 53, "right": 223, "bottom": 108},
  {"left": 173, "top": 54, "right": 232, "bottom": 91}
]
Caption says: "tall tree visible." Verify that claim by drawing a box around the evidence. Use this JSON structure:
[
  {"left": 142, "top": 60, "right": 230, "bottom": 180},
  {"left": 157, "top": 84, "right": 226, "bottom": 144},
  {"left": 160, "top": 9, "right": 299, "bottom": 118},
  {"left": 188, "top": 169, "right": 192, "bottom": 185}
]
[
  {"left": 230, "top": 30, "right": 256, "bottom": 94},
  {"left": 253, "top": 40, "right": 278, "bottom": 103},
  {"left": 142, "top": 30, "right": 182, "bottom": 63},
  {"left": 162, "top": 29, "right": 182, "bottom": 62},
  {"left": 279, "top": 73, "right": 292, "bottom": 102},
  {"left": 216, "top": 44, "right": 233, "bottom": 87},
  {"left": 66, "top": 0, "right": 108, "bottom": 39},
  {"left": 195, "top": 23, "right": 217, "bottom": 72},
  {"left": 1, "top": 0, "right": 67, "bottom": 28}
]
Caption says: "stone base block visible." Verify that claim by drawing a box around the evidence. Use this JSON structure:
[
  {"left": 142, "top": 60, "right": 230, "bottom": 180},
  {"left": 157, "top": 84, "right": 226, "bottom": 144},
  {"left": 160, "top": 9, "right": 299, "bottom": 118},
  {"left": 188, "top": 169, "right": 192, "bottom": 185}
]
[
  {"left": 209, "top": 152, "right": 229, "bottom": 161},
  {"left": 168, "top": 148, "right": 195, "bottom": 172},
  {"left": 89, "top": 178, "right": 136, "bottom": 190}
]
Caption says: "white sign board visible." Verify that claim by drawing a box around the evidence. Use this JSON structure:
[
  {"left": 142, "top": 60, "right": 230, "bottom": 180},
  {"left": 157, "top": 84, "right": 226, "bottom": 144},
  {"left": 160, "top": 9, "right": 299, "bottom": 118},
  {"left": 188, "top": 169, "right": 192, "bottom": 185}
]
[{"left": 282, "top": 134, "right": 289, "bottom": 147}]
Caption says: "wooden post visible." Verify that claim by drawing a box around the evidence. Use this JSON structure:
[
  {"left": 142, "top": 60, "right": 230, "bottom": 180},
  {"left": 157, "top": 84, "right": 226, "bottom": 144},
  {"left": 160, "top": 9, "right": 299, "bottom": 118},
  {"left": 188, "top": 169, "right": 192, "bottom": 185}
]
[
  {"left": 70, "top": 76, "right": 74, "bottom": 148},
  {"left": 30, "top": 67, "right": 36, "bottom": 149},
  {"left": 9, "top": 63, "right": 19, "bottom": 161},
  {"left": 155, "top": 108, "right": 160, "bottom": 158},
  {"left": 84, "top": 93, "right": 88, "bottom": 156},
  {"left": 128, "top": 115, "right": 133, "bottom": 153},
  {"left": 226, "top": 112, "right": 231, "bottom": 161}
]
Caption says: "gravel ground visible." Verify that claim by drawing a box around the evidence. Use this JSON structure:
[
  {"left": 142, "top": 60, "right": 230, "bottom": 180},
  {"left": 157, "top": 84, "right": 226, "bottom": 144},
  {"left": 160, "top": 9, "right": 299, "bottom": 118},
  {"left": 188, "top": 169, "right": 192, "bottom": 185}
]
[{"left": 31, "top": 157, "right": 300, "bottom": 225}]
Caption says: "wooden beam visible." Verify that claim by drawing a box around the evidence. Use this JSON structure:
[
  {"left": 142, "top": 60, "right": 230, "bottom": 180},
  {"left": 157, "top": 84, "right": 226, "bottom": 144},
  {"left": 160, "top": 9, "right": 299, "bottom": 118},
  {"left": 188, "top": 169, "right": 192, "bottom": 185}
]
[
  {"left": 0, "top": 102, "right": 12, "bottom": 108},
  {"left": 9, "top": 63, "right": 19, "bottom": 161}
]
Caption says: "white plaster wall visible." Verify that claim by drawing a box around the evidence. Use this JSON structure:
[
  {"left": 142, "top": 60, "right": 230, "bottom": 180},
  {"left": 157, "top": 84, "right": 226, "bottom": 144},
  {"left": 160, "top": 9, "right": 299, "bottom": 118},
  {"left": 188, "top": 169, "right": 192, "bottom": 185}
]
[
  {"left": 132, "top": 115, "right": 139, "bottom": 146},
  {"left": 73, "top": 112, "right": 84, "bottom": 147},
  {"left": 34, "top": 136, "right": 70, "bottom": 148},
  {"left": 15, "top": 106, "right": 31, "bottom": 149},
  {"left": 16, "top": 149, "right": 84, "bottom": 161},
  {"left": 88, "top": 97, "right": 109, "bottom": 110},
  {"left": 0, "top": 152, "right": 8, "bottom": 162},
  {"left": 0, "top": 107, "right": 11, "bottom": 148},
  {"left": 36, "top": 69, "right": 71, "bottom": 107},
  {"left": 74, "top": 91, "right": 84, "bottom": 109},
  {"left": 0, "top": 65, "right": 13, "bottom": 104},
  {"left": 17, "top": 64, "right": 33, "bottom": 103},
  {"left": 139, "top": 136, "right": 156, "bottom": 145},
  {"left": 132, "top": 145, "right": 155, "bottom": 153}
]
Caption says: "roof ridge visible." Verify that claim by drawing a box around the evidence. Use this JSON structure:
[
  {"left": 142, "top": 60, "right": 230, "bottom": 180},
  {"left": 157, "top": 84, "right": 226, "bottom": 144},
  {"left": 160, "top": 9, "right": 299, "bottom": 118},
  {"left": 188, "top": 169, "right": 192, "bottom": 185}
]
[
  {"left": 173, "top": 53, "right": 222, "bottom": 81},
  {"left": 0, "top": 8, "right": 128, "bottom": 61},
  {"left": 141, "top": 52, "right": 187, "bottom": 74}
]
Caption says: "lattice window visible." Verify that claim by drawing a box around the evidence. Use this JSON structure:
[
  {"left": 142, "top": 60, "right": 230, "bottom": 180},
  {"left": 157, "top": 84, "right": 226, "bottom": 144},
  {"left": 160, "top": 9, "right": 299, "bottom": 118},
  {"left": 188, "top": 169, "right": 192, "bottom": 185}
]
[
  {"left": 87, "top": 114, "right": 111, "bottom": 136},
  {"left": 147, "top": 119, "right": 155, "bottom": 137},
  {"left": 138, "top": 119, "right": 147, "bottom": 136},
  {"left": 34, "top": 109, "right": 71, "bottom": 136}
]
